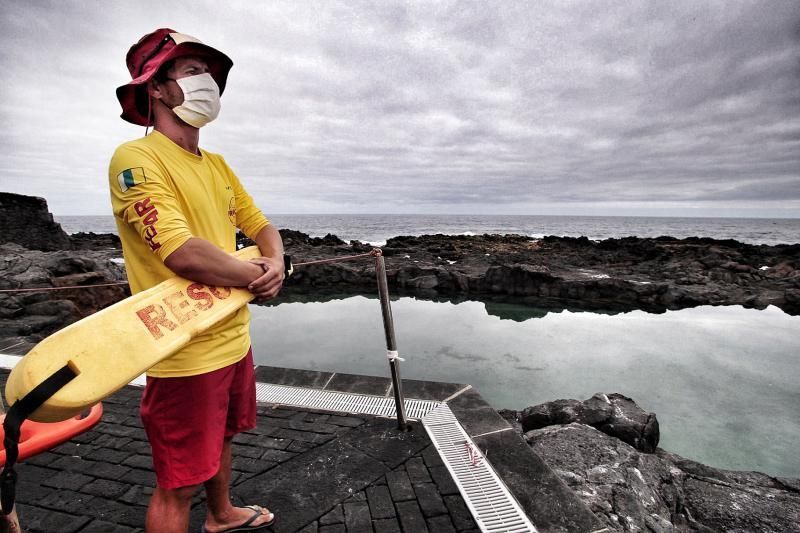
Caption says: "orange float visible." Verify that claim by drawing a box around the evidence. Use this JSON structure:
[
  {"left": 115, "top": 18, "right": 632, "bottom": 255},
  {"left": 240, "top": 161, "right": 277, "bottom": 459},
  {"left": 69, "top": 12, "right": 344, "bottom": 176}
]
[{"left": 0, "top": 403, "right": 103, "bottom": 466}]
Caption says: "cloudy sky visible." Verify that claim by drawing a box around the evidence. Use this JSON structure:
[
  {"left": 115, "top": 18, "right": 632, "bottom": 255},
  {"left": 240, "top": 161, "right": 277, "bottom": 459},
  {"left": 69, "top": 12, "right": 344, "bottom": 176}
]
[{"left": 1, "top": 1, "right": 798, "bottom": 217}]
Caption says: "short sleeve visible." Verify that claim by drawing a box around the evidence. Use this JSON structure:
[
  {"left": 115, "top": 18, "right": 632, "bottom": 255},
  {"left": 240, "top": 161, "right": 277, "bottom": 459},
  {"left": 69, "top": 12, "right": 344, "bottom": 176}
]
[
  {"left": 108, "top": 144, "right": 194, "bottom": 261},
  {"left": 217, "top": 156, "right": 270, "bottom": 239}
]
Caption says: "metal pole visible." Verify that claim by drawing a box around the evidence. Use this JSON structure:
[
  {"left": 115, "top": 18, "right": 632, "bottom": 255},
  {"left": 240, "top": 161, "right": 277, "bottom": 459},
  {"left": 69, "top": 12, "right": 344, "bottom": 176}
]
[{"left": 375, "top": 253, "right": 409, "bottom": 430}]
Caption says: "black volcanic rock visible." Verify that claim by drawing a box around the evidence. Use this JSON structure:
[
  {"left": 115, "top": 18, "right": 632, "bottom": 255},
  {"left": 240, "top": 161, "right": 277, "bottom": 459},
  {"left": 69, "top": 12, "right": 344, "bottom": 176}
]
[
  {"left": 0, "top": 192, "right": 71, "bottom": 251},
  {"left": 519, "top": 393, "right": 660, "bottom": 453},
  {"left": 524, "top": 422, "right": 800, "bottom": 532},
  {"left": 70, "top": 231, "right": 121, "bottom": 250},
  {"left": 0, "top": 243, "right": 128, "bottom": 347},
  {"left": 271, "top": 232, "right": 800, "bottom": 315},
  {"left": 500, "top": 394, "right": 800, "bottom": 531}
]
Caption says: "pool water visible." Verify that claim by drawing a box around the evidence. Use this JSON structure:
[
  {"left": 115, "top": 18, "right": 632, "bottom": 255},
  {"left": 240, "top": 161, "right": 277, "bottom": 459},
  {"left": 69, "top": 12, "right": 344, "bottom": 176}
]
[{"left": 249, "top": 297, "right": 800, "bottom": 478}]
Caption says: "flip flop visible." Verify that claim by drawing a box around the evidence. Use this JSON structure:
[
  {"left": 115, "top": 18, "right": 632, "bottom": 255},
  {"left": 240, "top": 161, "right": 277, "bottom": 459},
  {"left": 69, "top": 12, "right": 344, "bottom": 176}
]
[{"left": 200, "top": 505, "right": 275, "bottom": 533}]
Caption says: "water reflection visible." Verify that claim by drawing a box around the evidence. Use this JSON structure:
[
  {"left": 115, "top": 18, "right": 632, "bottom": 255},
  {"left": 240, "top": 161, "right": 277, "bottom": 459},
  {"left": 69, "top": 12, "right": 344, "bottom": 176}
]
[{"left": 249, "top": 297, "right": 800, "bottom": 478}]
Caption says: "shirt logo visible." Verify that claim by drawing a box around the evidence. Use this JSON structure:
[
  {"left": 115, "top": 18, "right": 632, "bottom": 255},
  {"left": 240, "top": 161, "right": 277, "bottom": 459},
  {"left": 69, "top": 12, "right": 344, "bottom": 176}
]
[
  {"left": 117, "top": 167, "right": 146, "bottom": 192},
  {"left": 228, "top": 197, "right": 236, "bottom": 226},
  {"left": 134, "top": 197, "right": 161, "bottom": 251}
]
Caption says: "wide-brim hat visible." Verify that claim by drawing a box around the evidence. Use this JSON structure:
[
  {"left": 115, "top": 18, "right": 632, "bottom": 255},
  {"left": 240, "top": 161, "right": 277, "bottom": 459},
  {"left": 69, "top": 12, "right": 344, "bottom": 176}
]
[{"left": 116, "top": 28, "right": 233, "bottom": 126}]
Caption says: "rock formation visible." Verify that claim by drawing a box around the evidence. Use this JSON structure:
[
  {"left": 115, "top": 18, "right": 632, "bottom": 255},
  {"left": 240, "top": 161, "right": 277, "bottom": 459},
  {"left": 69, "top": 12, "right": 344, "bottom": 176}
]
[
  {"left": 503, "top": 396, "right": 800, "bottom": 532},
  {"left": 0, "top": 243, "right": 128, "bottom": 352},
  {"left": 263, "top": 232, "right": 800, "bottom": 315},
  {"left": 0, "top": 192, "right": 72, "bottom": 251}
]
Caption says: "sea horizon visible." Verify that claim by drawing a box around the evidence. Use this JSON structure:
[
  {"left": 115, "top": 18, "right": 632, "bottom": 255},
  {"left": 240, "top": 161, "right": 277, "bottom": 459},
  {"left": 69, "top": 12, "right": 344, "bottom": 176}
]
[{"left": 55, "top": 213, "right": 800, "bottom": 247}]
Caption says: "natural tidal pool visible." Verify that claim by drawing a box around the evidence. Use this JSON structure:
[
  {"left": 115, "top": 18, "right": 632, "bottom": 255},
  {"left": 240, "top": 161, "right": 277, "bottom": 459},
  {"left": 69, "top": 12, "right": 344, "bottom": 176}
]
[{"left": 249, "top": 297, "right": 800, "bottom": 478}]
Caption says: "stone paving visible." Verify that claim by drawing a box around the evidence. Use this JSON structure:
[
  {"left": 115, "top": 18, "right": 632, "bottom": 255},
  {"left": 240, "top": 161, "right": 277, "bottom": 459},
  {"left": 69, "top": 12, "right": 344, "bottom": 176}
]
[{"left": 1, "top": 371, "right": 479, "bottom": 533}]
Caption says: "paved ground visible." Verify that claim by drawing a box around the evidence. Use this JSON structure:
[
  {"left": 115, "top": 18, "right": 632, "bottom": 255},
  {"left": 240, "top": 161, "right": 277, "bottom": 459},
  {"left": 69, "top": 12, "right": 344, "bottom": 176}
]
[{"left": 1, "top": 371, "right": 479, "bottom": 533}]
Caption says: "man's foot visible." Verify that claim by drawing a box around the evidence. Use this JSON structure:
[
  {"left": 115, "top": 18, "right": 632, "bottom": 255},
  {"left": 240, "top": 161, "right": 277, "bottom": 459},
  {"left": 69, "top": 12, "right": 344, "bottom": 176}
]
[{"left": 201, "top": 505, "right": 275, "bottom": 532}]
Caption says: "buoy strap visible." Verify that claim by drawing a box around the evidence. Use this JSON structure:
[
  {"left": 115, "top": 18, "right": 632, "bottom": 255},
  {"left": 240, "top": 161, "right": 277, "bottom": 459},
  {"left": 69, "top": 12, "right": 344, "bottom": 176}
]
[{"left": 1, "top": 364, "right": 77, "bottom": 515}]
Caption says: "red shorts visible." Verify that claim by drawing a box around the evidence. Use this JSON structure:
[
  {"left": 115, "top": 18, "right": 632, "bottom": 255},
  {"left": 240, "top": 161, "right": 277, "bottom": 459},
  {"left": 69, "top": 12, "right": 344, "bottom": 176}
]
[{"left": 140, "top": 349, "right": 256, "bottom": 489}]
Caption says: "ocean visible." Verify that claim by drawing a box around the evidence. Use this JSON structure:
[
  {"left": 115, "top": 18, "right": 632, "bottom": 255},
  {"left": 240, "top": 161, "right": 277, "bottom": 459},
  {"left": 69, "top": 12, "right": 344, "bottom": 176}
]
[{"left": 55, "top": 214, "right": 800, "bottom": 246}]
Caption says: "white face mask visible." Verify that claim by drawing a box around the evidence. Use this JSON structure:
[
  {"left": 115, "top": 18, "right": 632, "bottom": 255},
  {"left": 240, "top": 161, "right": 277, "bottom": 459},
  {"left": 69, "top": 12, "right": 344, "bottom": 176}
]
[{"left": 171, "top": 73, "right": 221, "bottom": 128}]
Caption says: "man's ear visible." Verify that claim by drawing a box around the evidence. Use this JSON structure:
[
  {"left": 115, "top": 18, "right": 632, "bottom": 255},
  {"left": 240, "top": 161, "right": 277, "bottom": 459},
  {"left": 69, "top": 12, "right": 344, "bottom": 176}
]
[{"left": 147, "top": 79, "right": 162, "bottom": 100}]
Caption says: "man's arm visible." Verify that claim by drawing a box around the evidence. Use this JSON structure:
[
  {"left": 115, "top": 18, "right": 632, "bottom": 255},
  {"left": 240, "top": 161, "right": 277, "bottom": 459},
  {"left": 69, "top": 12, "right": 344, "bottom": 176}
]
[
  {"left": 163, "top": 225, "right": 285, "bottom": 301},
  {"left": 164, "top": 238, "right": 264, "bottom": 286}
]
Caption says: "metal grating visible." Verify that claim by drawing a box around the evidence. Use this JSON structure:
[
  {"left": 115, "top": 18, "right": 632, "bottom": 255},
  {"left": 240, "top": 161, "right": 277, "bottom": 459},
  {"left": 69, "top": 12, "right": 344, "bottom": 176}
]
[
  {"left": 255, "top": 382, "right": 537, "bottom": 533},
  {"left": 423, "top": 404, "right": 537, "bottom": 533},
  {"left": 254, "top": 382, "right": 440, "bottom": 420}
]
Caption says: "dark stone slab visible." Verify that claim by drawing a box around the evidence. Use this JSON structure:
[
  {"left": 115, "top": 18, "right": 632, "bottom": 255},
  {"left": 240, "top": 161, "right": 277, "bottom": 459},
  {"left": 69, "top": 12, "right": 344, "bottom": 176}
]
[
  {"left": 37, "top": 489, "right": 95, "bottom": 514},
  {"left": 405, "top": 457, "right": 432, "bottom": 483},
  {"left": 231, "top": 456, "right": 277, "bottom": 474},
  {"left": 301, "top": 412, "right": 331, "bottom": 424},
  {"left": 275, "top": 428, "right": 337, "bottom": 444},
  {"left": 395, "top": 500, "right": 430, "bottom": 533},
  {"left": 391, "top": 378, "right": 467, "bottom": 402},
  {"left": 79, "top": 520, "right": 141, "bottom": 533},
  {"left": 16, "top": 506, "right": 91, "bottom": 533},
  {"left": 343, "top": 501, "right": 372, "bottom": 532},
  {"left": 319, "top": 504, "right": 344, "bottom": 525},
  {"left": 366, "top": 485, "right": 395, "bottom": 519},
  {"left": 472, "top": 430, "right": 603, "bottom": 533},
  {"left": 233, "top": 438, "right": 388, "bottom": 533},
  {"left": 118, "top": 484, "right": 153, "bottom": 506},
  {"left": 318, "top": 525, "right": 346, "bottom": 533},
  {"left": 84, "top": 446, "right": 133, "bottom": 463},
  {"left": 239, "top": 434, "right": 292, "bottom": 450},
  {"left": 443, "top": 495, "right": 475, "bottom": 531},
  {"left": 427, "top": 514, "right": 457, "bottom": 533},
  {"left": 260, "top": 448, "right": 297, "bottom": 463},
  {"left": 81, "top": 478, "right": 130, "bottom": 499},
  {"left": 372, "top": 517, "right": 402, "bottom": 533},
  {"left": 421, "top": 445, "right": 444, "bottom": 468},
  {"left": 254, "top": 365, "right": 333, "bottom": 388},
  {"left": 235, "top": 445, "right": 265, "bottom": 460},
  {"left": 340, "top": 418, "right": 430, "bottom": 469},
  {"left": 77, "top": 496, "right": 145, "bottom": 527},
  {"left": 257, "top": 407, "right": 299, "bottom": 419},
  {"left": 42, "top": 470, "right": 93, "bottom": 491},
  {"left": 14, "top": 463, "right": 58, "bottom": 484},
  {"left": 119, "top": 468, "right": 155, "bottom": 487},
  {"left": 326, "top": 415, "right": 365, "bottom": 428},
  {"left": 446, "top": 387, "right": 512, "bottom": 437},
  {"left": 287, "top": 440, "right": 316, "bottom": 453},
  {"left": 429, "top": 466, "right": 459, "bottom": 496},
  {"left": 413, "top": 482, "right": 448, "bottom": 517},
  {"left": 325, "top": 372, "right": 391, "bottom": 396},
  {"left": 121, "top": 454, "right": 153, "bottom": 469},
  {"left": 385, "top": 470, "right": 415, "bottom": 502},
  {"left": 297, "top": 523, "right": 319, "bottom": 533},
  {"left": 344, "top": 491, "right": 367, "bottom": 502}
]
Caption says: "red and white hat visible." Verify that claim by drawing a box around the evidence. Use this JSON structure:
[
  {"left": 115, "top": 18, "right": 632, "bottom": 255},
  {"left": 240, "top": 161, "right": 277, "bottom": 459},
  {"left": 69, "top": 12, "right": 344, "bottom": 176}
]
[{"left": 116, "top": 28, "right": 233, "bottom": 126}]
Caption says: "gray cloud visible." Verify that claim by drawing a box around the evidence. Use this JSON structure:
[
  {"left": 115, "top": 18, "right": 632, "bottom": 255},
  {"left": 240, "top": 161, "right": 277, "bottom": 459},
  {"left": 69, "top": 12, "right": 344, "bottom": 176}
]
[{"left": 0, "top": 0, "right": 798, "bottom": 217}]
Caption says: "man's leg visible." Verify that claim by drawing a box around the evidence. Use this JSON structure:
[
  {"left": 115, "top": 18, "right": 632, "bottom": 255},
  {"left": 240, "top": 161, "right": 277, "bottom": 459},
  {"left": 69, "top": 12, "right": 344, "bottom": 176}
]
[
  {"left": 146, "top": 484, "right": 199, "bottom": 532},
  {"left": 202, "top": 437, "right": 273, "bottom": 531}
]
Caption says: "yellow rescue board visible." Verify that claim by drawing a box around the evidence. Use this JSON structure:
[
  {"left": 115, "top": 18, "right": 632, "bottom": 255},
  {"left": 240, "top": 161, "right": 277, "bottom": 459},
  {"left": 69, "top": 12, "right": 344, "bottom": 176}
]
[{"left": 5, "top": 246, "right": 262, "bottom": 423}]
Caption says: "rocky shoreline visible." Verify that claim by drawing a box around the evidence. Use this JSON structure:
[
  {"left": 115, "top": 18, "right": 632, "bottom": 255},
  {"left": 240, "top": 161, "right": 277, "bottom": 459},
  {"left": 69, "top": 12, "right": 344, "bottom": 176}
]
[
  {"left": 272, "top": 229, "right": 800, "bottom": 316},
  {"left": 3, "top": 226, "right": 799, "bottom": 351},
  {"left": 501, "top": 395, "right": 800, "bottom": 532}
]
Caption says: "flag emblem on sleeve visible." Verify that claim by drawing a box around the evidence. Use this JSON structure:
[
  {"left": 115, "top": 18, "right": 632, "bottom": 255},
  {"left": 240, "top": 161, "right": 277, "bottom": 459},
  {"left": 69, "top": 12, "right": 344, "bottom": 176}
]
[{"left": 117, "top": 168, "right": 146, "bottom": 192}]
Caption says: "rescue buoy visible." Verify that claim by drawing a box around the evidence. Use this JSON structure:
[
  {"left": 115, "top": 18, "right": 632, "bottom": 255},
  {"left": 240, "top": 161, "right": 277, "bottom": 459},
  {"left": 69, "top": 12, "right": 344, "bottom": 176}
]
[{"left": 4, "top": 246, "right": 263, "bottom": 423}]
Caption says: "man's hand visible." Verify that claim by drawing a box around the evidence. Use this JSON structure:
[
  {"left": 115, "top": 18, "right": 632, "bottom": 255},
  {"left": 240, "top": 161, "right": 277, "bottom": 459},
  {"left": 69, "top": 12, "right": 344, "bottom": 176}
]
[{"left": 247, "top": 256, "right": 285, "bottom": 301}]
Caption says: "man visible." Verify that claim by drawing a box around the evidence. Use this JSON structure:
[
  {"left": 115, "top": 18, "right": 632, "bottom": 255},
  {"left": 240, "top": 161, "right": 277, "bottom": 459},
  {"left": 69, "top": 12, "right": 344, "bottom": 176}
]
[{"left": 109, "top": 29, "right": 282, "bottom": 532}]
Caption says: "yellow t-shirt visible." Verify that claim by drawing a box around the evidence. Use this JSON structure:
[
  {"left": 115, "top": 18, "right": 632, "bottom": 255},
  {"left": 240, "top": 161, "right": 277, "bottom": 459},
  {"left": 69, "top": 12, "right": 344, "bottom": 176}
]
[{"left": 108, "top": 130, "right": 269, "bottom": 377}]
